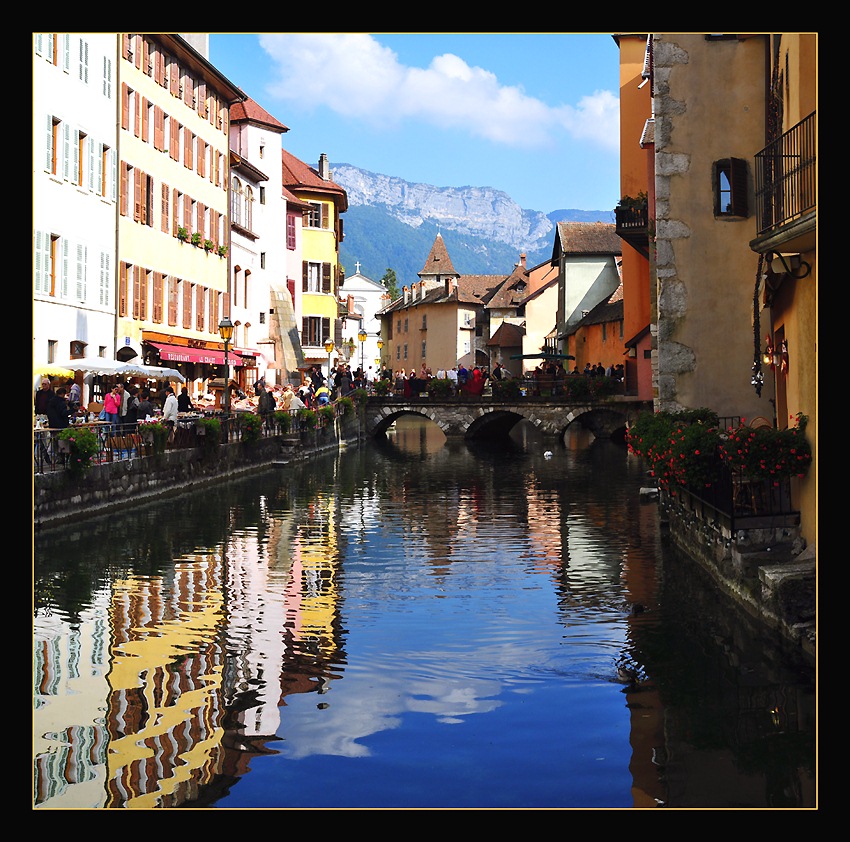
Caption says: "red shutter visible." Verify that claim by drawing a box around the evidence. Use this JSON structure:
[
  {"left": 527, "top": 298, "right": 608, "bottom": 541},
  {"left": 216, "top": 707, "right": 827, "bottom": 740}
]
[
  {"left": 132, "top": 265, "right": 142, "bottom": 318},
  {"left": 170, "top": 117, "right": 178, "bottom": 160},
  {"left": 153, "top": 272, "right": 163, "bottom": 322},
  {"left": 141, "top": 96, "right": 149, "bottom": 140},
  {"left": 119, "top": 162, "right": 128, "bottom": 216},
  {"left": 161, "top": 182, "right": 169, "bottom": 232},
  {"left": 133, "top": 167, "right": 142, "bottom": 222},
  {"left": 133, "top": 91, "right": 140, "bottom": 137},
  {"left": 183, "top": 194, "right": 192, "bottom": 234},
  {"left": 121, "top": 83, "right": 129, "bottom": 130},
  {"left": 154, "top": 106, "right": 164, "bottom": 151},
  {"left": 168, "top": 276, "right": 178, "bottom": 325},
  {"left": 183, "top": 282, "right": 192, "bottom": 329},
  {"left": 170, "top": 60, "right": 179, "bottom": 97},
  {"left": 197, "top": 203, "right": 205, "bottom": 240},
  {"left": 172, "top": 188, "right": 179, "bottom": 236},
  {"left": 118, "top": 262, "right": 128, "bottom": 317},
  {"left": 196, "top": 285, "right": 205, "bottom": 331}
]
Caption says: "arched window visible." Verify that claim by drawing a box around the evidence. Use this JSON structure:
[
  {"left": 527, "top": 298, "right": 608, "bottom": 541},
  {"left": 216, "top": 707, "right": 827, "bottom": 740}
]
[
  {"left": 231, "top": 176, "right": 243, "bottom": 227},
  {"left": 245, "top": 186, "right": 254, "bottom": 231}
]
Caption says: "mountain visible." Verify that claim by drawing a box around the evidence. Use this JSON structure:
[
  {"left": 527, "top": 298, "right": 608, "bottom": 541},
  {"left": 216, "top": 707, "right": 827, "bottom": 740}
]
[{"left": 331, "top": 163, "right": 613, "bottom": 284}]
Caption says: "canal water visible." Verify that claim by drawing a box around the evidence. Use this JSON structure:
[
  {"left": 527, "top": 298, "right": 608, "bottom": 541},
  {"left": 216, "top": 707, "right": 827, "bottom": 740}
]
[{"left": 33, "top": 418, "right": 816, "bottom": 809}]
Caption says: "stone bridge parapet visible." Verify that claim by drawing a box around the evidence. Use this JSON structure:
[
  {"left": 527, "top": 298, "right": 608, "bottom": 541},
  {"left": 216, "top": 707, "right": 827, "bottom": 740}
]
[{"left": 363, "top": 396, "right": 653, "bottom": 441}]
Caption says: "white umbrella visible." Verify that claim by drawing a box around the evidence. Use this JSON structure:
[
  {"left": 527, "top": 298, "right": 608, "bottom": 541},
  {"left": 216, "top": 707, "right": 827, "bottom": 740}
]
[
  {"left": 116, "top": 362, "right": 186, "bottom": 383},
  {"left": 49, "top": 357, "right": 126, "bottom": 375}
]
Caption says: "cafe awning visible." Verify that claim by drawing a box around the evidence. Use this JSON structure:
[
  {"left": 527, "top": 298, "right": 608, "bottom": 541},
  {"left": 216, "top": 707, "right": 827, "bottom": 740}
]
[{"left": 147, "top": 342, "right": 244, "bottom": 367}]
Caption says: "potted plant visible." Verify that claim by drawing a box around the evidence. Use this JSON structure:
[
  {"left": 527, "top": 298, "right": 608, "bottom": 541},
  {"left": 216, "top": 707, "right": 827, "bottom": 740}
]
[
  {"left": 177, "top": 226, "right": 189, "bottom": 242},
  {"left": 196, "top": 417, "right": 221, "bottom": 454},
  {"left": 239, "top": 411, "right": 263, "bottom": 444},
  {"left": 274, "top": 410, "right": 292, "bottom": 433},
  {"left": 138, "top": 419, "right": 169, "bottom": 454},
  {"left": 57, "top": 427, "right": 99, "bottom": 476},
  {"left": 297, "top": 408, "right": 318, "bottom": 430},
  {"left": 373, "top": 378, "right": 392, "bottom": 397},
  {"left": 203, "top": 239, "right": 214, "bottom": 252},
  {"left": 191, "top": 231, "right": 202, "bottom": 246},
  {"left": 217, "top": 245, "right": 228, "bottom": 257},
  {"left": 426, "top": 378, "right": 454, "bottom": 399}
]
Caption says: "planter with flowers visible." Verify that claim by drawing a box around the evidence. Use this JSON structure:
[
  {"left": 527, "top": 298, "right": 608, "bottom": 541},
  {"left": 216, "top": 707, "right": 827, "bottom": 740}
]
[
  {"left": 138, "top": 419, "right": 169, "bottom": 454},
  {"left": 238, "top": 411, "right": 263, "bottom": 445},
  {"left": 719, "top": 413, "right": 812, "bottom": 483},
  {"left": 57, "top": 427, "right": 99, "bottom": 476}
]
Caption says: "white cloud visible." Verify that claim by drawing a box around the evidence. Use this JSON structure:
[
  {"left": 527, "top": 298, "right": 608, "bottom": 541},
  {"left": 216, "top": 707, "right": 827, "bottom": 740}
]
[{"left": 259, "top": 33, "right": 617, "bottom": 152}]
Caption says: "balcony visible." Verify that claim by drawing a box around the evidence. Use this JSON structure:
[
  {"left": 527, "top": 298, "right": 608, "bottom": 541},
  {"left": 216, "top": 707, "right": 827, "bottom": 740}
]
[
  {"left": 754, "top": 112, "right": 816, "bottom": 244},
  {"left": 614, "top": 203, "right": 649, "bottom": 258}
]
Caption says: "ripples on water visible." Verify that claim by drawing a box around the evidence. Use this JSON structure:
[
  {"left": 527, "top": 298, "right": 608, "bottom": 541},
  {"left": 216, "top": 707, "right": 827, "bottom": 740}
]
[{"left": 33, "top": 418, "right": 815, "bottom": 809}]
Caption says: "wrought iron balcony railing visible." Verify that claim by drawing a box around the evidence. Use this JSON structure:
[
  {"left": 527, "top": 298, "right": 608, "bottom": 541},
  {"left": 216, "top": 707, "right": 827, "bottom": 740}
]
[{"left": 754, "top": 111, "right": 816, "bottom": 236}]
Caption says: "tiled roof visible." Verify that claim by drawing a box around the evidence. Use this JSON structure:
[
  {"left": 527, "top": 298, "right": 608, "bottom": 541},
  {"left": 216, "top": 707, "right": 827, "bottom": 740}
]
[
  {"left": 486, "top": 262, "right": 529, "bottom": 309},
  {"left": 486, "top": 321, "right": 525, "bottom": 347},
  {"left": 419, "top": 233, "right": 458, "bottom": 276},
  {"left": 281, "top": 148, "right": 348, "bottom": 209},
  {"left": 555, "top": 221, "right": 621, "bottom": 255},
  {"left": 562, "top": 282, "right": 625, "bottom": 335},
  {"left": 230, "top": 96, "right": 289, "bottom": 132}
]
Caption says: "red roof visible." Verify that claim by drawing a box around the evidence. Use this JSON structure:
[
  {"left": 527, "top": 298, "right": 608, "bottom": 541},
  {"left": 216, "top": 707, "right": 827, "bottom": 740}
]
[{"left": 230, "top": 96, "right": 289, "bottom": 132}]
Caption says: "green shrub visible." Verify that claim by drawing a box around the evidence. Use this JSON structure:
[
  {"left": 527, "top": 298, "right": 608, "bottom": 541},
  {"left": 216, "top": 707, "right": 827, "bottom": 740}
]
[
  {"left": 373, "top": 378, "right": 392, "bottom": 396},
  {"left": 196, "top": 417, "right": 221, "bottom": 455},
  {"left": 57, "top": 427, "right": 99, "bottom": 476},
  {"left": 719, "top": 414, "right": 812, "bottom": 482},
  {"left": 297, "top": 408, "right": 318, "bottom": 429},
  {"left": 274, "top": 410, "right": 292, "bottom": 433},
  {"left": 492, "top": 378, "right": 521, "bottom": 399},
  {"left": 426, "top": 378, "right": 454, "bottom": 398},
  {"left": 336, "top": 396, "right": 354, "bottom": 416},
  {"left": 239, "top": 411, "right": 263, "bottom": 444},
  {"left": 318, "top": 405, "right": 335, "bottom": 425}
]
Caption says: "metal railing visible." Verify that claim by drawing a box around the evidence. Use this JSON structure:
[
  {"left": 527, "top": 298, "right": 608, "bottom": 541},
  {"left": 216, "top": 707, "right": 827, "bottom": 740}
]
[
  {"left": 33, "top": 407, "right": 342, "bottom": 475},
  {"left": 755, "top": 111, "right": 816, "bottom": 235}
]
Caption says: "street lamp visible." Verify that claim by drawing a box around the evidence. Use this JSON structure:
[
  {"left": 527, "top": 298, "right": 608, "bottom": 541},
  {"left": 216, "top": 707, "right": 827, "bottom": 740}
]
[
  {"left": 358, "top": 327, "right": 367, "bottom": 375},
  {"left": 376, "top": 337, "right": 383, "bottom": 370},
  {"left": 324, "top": 337, "right": 335, "bottom": 380},
  {"left": 218, "top": 316, "right": 234, "bottom": 414}
]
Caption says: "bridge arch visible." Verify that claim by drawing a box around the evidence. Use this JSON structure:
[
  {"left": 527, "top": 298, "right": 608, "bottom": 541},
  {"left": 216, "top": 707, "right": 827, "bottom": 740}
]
[{"left": 363, "top": 399, "right": 646, "bottom": 442}]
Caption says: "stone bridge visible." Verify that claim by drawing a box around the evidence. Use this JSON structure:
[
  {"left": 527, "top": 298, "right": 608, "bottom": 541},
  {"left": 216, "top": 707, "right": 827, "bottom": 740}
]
[{"left": 363, "top": 396, "right": 654, "bottom": 442}]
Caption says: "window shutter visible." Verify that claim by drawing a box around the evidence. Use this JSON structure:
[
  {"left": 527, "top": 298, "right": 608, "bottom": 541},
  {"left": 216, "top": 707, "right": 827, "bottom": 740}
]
[
  {"left": 161, "top": 182, "right": 169, "bottom": 232},
  {"left": 322, "top": 262, "right": 331, "bottom": 293},
  {"left": 197, "top": 203, "right": 205, "bottom": 239},
  {"left": 168, "top": 276, "right": 178, "bottom": 325},
  {"left": 209, "top": 288, "right": 217, "bottom": 332},
  {"left": 172, "top": 187, "right": 179, "bottom": 235},
  {"left": 61, "top": 122, "right": 71, "bottom": 180},
  {"left": 133, "top": 265, "right": 142, "bottom": 318},
  {"left": 76, "top": 243, "right": 87, "bottom": 301},
  {"left": 71, "top": 127, "right": 80, "bottom": 185},
  {"left": 141, "top": 98, "right": 149, "bottom": 142},
  {"left": 183, "top": 282, "right": 192, "bottom": 329},
  {"left": 122, "top": 34, "right": 130, "bottom": 61},
  {"left": 133, "top": 167, "right": 142, "bottom": 222},
  {"left": 78, "top": 37, "right": 88, "bottom": 83},
  {"left": 301, "top": 317, "right": 308, "bottom": 344},
  {"left": 322, "top": 203, "right": 330, "bottom": 229},
  {"left": 153, "top": 272, "right": 163, "bottom": 322},
  {"left": 119, "top": 163, "right": 128, "bottom": 216},
  {"left": 170, "top": 60, "right": 179, "bottom": 97},
  {"left": 100, "top": 251, "right": 111, "bottom": 307},
  {"left": 121, "top": 84, "right": 129, "bottom": 130},
  {"left": 60, "top": 238, "right": 70, "bottom": 298},
  {"left": 133, "top": 91, "right": 141, "bottom": 137},
  {"left": 154, "top": 106, "right": 164, "bottom": 151},
  {"left": 170, "top": 117, "right": 178, "bottom": 160},
  {"left": 88, "top": 138, "right": 97, "bottom": 192},
  {"left": 118, "top": 262, "right": 128, "bottom": 317},
  {"left": 34, "top": 231, "right": 51, "bottom": 293},
  {"left": 302, "top": 262, "right": 309, "bottom": 292},
  {"left": 197, "top": 81, "right": 206, "bottom": 116},
  {"left": 729, "top": 157, "right": 749, "bottom": 217},
  {"left": 183, "top": 194, "right": 192, "bottom": 234},
  {"left": 103, "top": 56, "right": 112, "bottom": 99},
  {"left": 322, "top": 318, "right": 330, "bottom": 344},
  {"left": 45, "top": 114, "right": 53, "bottom": 172}
]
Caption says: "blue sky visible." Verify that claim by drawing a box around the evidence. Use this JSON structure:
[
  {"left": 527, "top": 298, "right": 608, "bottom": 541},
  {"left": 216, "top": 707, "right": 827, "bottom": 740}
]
[{"left": 209, "top": 33, "right": 621, "bottom": 213}]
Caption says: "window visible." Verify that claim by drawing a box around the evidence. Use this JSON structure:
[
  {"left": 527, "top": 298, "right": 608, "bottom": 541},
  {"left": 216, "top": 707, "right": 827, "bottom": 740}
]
[
  {"left": 714, "top": 158, "right": 749, "bottom": 217},
  {"left": 34, "top": 231, "right": 55, "bottom": 294},
  {"left": 306, "top": 201, "right": 323, "bottom": 228},
  {"left": 76, "top": 130, "right": 87, "bottom": 186},
  {"left": 259, "top": 186, "right": 266, "bottom": 204},
  {"left": 404, "top": 317, "right": 408, "bottom": 332},
  {"left": 421, "top": 315, "right": 427, "bottom": 329},
  {"left": 304, "top": 261, "right": 322, "bottom": 293},
  {"left": 48, "top": 339, "right": 57, "bottom": 363},
  {"left": 102, "top": 55, "right": 112, "bottom": 98},
  {"left": 403, "top": 344, "right": 408, "bottom": 360},
  {"left": 99, "top": 251, "right": 111, "bottom": 307},
  {"left": 301, "top": 316, "right": 330, "bottom": 347},
  {"left": 245, "top": 186, "right": 254, "bottom": 230},
  {"left": 75, "top": 242, "right": 87, "bottom": 302},
  {"left": 260, "top": 252, "right": 266, "bottom": 269},
  {"left": 231, "top": 177, "right": 243, "bottom": 226},
  {"left": 422, "top": 341, "right": 426, "bottom": 358}
]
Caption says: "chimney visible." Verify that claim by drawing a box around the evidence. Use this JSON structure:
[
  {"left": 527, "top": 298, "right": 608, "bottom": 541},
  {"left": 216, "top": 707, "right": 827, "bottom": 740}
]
[
  {"left": 520, "top": 253, "right": 526, "bottom": 269},
  {"left": 403, "top": 286, "right": 409, "bottom": 304},
  {"left": 318, "top": 153, "right": 330, "bottom": 180}
]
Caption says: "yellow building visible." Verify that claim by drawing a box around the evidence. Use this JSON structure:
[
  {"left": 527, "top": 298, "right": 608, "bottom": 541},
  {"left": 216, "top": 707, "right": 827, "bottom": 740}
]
[
  {"left": 116, "top": 34, "right": 244, "bottom": 394},
  {"left": 281, "top": 150, "right": 348, "bottom": 379}
]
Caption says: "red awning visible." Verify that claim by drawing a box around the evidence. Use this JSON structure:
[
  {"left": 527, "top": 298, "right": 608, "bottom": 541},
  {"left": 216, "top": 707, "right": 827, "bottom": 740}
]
[{"left": 148, "top": 342, "right": 243, "bottom": 367}]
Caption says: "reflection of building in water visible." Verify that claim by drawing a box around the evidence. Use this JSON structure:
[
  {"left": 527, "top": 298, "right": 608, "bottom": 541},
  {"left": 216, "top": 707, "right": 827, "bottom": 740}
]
[
  {"left": 104, "top": 557, "right": 227, "bottom": 807},
  {"left": 33, "top": 590, "right": 112, "bottom": 808}
]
